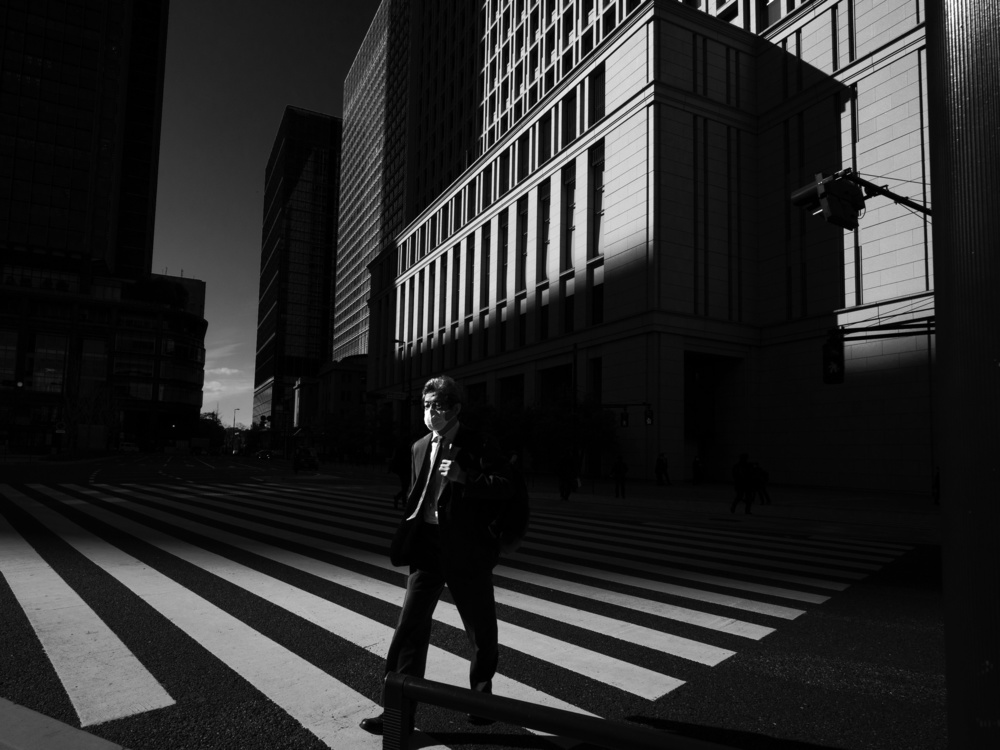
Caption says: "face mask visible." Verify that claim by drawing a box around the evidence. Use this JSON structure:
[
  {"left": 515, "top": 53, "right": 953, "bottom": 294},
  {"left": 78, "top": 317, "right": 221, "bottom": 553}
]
[{"left": 424, "top": 410, "right": 449, "bottom": 433}]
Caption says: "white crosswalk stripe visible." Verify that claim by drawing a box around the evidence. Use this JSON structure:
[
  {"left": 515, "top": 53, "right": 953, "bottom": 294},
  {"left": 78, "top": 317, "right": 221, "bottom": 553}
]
[
  {"left": 0, "top": 512, "right": 175, "bottom": 726},
  {"left": 0, "top": 480, "right": 912, "bottom": 748}
]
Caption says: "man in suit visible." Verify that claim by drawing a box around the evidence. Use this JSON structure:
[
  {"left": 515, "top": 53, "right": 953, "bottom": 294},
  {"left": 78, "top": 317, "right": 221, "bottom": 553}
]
[{"left": 360, "top": 375, "right": 516, "bottom": 734}]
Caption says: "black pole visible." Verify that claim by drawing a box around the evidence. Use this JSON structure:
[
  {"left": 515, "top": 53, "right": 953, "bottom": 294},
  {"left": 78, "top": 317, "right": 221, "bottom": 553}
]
[{"left": 926, "top": 3, "right": 1000, "bottom": 748}]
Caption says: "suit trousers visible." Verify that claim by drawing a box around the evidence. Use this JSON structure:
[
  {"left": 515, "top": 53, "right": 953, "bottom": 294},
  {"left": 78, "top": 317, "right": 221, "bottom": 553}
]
[{"left": 383, "top": 523, "right": 499, "bottom": 698}]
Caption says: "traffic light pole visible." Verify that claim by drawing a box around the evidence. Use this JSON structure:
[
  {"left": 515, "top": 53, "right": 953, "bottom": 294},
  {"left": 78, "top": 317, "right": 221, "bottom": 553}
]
[
  {"left": 838, "top": 168, "right": 932, "bottom": 217},
  {"left": 791, "top": 168, "right": 931, "bottom": 230}
]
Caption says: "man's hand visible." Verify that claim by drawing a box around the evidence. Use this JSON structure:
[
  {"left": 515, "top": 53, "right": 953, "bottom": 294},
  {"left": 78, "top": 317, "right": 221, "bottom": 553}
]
[{"left": 439, "top": 458, "right": 466, "bottom": 484}]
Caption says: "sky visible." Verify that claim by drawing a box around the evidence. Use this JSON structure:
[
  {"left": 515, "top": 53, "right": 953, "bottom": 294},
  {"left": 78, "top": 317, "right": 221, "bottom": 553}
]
[{"left": 152, "top": 1, "right": 380, "bottom": 428}]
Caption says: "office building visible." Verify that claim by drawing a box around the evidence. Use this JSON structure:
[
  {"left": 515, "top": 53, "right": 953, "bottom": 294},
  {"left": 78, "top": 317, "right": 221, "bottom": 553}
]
[
  {"left": 1, "top": 0, "right": 207, "bottom": 454},
  {"left": 366, "top": 0, "right": 933, "bottom": 492},
  {"left": 334, "top": 0, "right": 482, "bottom": 363},
  {"left": 253, "top": 107, "right": 342, "bottom": 448}
]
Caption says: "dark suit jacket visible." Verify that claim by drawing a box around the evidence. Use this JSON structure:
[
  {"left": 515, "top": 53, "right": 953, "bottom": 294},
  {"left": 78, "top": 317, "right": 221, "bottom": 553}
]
[{"left": 391, "top": 424, "right": 513, "bottom": 573}]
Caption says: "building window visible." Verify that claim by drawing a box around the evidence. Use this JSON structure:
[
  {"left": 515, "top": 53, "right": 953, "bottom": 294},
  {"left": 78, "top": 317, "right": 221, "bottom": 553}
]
[
  {"left": 32, "top": 334, "right": 67, "bottom": 393},
  {"left": 451, "top": 244, "right": 462, "bottom": 322},
  {"left": 479, "top": 311, "right": 489, "bottom": 358},
  {"left": 480, "top": 221, "right": 492, "bottom": 310},
  {"left": 0, "top": 330, "right": 16, "bottom": 386},
  {"left": 540, "top": 295, "right": 550, "bottom": 341},
  {"left": 408, "top": 276, "right": 416, "bottom": 342},
  {"left": 498, "top": 210, "right": 509, "bottom": 301},
  {"left": 588, "top": 62, "right": 605, "bottom": 124},
  {"left": 483, "top": 164, "right": 494, "bottom": 207},
  {"left": 561, "top": 161, "right": 577, "bottom": 271},
  {"left": 563, "top": 290, "right": 575, "bottom": 334},
  {"left": 561, "top": 89, "right": 577, "bottom": 147},
  {"left": 516, "top": 197, "right": 529, "bottom": 292},
  {"left": 465, "top": 235, "right": 476, "bottom": 313},
  {"left": 537, "top": 179, "right": 551, "bottom": 283},
  {"left": 590, "top": 264, "right": 605, "bottom": 325},
  {"left": 511, "top": 301, "right": 522, "bottom": 349},
  {"left": 499, "top": 150, "right": 510, "bottom": 197},
  {"left": 499, "top": 304, "right": 507, "bottom": 353},
  {"left": 417, "top": 269, "right": 425, "bottom": 339},
  {"left": 467, "top": 181, "right": 478, "bottom": 221},
  {"left": 517, "top": 133, "right": 530, "bottom": 182},
  {"left": 589, "top": 140, "right": 605, "bottom": 257},
  {"left": 427, "top": 263, "right": 436, "bottom": 334},
  {"left": 539, "top": 111, "right": 552, "bottom": 164}
]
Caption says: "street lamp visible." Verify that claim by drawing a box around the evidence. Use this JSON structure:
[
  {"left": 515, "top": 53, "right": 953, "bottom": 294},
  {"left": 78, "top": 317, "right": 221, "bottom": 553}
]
[{"left": 233, "top": 408, "right": 239, "bottom": 430}]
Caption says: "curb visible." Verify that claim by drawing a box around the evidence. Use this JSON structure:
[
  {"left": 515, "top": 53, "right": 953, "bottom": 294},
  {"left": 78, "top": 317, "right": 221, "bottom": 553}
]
[{"left": 0, "top": 699, "right": 129, "bottom": 750}]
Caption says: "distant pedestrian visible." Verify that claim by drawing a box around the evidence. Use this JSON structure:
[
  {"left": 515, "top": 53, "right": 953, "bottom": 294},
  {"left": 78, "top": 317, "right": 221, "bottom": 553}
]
[
  {"left": 655, "top": 453, "right": 672, "bottom": 486},
  {"left": 612, "top": 455, "right": 628, "bottom": 499},
  {"left": 388, "top": 441, "right": 410, "bottom": 509},
  {"left": 557, "top": 449, "right": 578, "bottom": 502},
  {"left": 730, "top": 453, "right": 753, "bottom": 514}
]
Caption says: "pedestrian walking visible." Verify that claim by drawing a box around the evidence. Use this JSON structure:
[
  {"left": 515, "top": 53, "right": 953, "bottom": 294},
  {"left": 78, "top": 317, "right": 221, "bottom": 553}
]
[
  {"left": 655, "top": 453, "right": 672, "bottom": 486},
  {"left": 557, "top": 449, "right": 578, "bottom": 502},
  {"left": 612, "top": 455, "right": 628, "bottom": 498},
  {"left": 730, "top": 453, "right": 753, "bottom": 514},
  {"left": 360, "top": 375, "right": 526, "bottom": 734},
  {"left": 388, "top": 441, "right": 410, "bottom": 509}
]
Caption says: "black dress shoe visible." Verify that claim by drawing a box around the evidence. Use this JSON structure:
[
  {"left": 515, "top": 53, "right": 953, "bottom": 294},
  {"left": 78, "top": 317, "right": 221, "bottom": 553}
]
[
  {"left": 360, "top": 713, "right": 416, "bottom": 735},
  {"left": 467, "top": 713, "right": 496, "bottom": 725},
  {"left": 359, "top": 715, "right": 384, "bottom": 734}
]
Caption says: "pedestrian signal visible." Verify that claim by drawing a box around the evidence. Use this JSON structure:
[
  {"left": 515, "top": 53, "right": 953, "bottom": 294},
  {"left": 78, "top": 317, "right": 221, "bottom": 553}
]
[{"left": 822, "top": 330, "right": 845, "bottom": 384}]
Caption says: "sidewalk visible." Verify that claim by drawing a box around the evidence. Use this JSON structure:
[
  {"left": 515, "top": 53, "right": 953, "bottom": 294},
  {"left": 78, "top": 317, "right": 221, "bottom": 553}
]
[{"left": 0, "top": 699, "right": 129, "bottom": 750}]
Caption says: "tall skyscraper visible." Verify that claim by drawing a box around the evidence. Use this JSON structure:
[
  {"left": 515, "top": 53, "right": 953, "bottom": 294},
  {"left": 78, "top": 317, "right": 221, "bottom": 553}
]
[
  {"left": 1, "top": 0, "right": 206, "bottom": 454},
  {"left": 253, "top": 107, "right": 342, "bottom": 439},
  {"left": 363, "top": 0, "right": 934, "bottom": 493},
  {"left": 333, "top": 0, "right": 482, "bottom": 362}
]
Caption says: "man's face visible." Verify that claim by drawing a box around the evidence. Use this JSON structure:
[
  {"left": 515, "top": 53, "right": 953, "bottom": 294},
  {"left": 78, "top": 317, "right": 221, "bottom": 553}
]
[{"left": 423, "top": 394, "right": 461, "bottom": 431}]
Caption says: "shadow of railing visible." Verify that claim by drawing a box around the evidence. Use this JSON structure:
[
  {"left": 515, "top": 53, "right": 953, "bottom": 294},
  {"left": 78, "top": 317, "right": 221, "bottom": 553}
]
[{"left": 382, "top": 672, "right": 738, "bottom": 750}]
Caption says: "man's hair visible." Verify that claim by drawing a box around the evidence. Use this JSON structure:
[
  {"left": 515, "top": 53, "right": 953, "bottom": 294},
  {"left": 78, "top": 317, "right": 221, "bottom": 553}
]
[{"left": 422, "top": 375, "right": 463, "bottom": 406}]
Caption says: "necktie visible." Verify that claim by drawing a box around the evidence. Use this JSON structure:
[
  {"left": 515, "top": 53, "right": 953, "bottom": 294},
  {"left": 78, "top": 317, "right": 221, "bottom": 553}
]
[
  {"left": 407, "top": 435, "right": 442, "bottom": 522},
  {"left": 423, "top": 436, "right": 443, "bottom": 523}
]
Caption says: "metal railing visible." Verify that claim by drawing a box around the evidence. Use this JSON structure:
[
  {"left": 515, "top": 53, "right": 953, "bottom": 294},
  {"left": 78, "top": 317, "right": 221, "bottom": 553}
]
[{"left": 382, "top": 672, "right": 738, "bottom": 750}]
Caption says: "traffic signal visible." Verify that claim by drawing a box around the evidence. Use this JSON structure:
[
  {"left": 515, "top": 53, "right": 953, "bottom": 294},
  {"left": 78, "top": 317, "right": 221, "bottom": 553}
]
[
  {"left": 822, "top": 330, "right": 845, "bottom": 384},
  {"left": 791, "top": 172, "right": 866, "bottom": 230},
  {"left": 619, "top": 410, "right": 629, "bottom": 428},
  {"left": 644, "top": 405, "right": 654, "bottom": 425}
]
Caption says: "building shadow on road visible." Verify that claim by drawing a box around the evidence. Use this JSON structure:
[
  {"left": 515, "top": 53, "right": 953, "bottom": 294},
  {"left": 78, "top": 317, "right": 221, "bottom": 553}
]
[
  {"left": 410, "top": 731, "right": 552, "bottom": 748},
  {"left": 626, "top": 716, "right": 837, "bottom": 749},
  {"left": 412, "top": 722, "right": 837, "bottom": 749}
]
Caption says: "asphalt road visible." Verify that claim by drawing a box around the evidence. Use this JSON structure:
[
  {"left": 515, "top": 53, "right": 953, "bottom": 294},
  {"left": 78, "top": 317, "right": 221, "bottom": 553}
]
[{"left": 0, "top": 455, "right": 945, "bottom": 750}]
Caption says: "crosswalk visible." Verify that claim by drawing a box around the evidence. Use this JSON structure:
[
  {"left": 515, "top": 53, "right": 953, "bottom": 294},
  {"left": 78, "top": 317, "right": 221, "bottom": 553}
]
[{"left": 0, "top": 481, "right": 913, "bottom": 749}]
